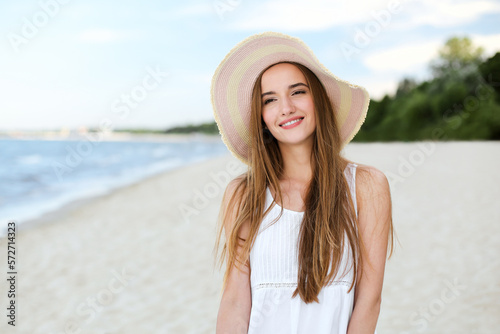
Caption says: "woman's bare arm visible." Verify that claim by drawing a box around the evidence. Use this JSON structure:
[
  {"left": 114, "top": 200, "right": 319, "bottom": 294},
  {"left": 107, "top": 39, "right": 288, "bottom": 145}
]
[
  {"left": 347, "top": 165, "right": 392, "bottom": 334},
  {"left": 216, "top": 178, "right": 252, "bottom": 334}
]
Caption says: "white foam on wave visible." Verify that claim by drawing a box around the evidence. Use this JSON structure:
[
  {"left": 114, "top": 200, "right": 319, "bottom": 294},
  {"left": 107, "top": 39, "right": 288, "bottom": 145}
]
[
  {"left": 0, "top": 152, "right": 226, "bottom": 237},
  {"left": 17, "top": 154, "right": 43, "bottom": 165}
]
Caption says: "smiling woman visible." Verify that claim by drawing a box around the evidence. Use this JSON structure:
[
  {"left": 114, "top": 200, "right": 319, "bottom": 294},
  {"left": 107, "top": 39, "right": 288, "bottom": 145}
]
[{"left": 211, "top": 32, "right": 394, "bottom": 334}]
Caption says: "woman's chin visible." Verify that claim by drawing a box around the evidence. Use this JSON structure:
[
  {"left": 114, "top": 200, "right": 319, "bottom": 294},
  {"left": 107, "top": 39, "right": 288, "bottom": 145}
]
[{"left": 275, "top": 134, "right": 315, "bottom": 147}]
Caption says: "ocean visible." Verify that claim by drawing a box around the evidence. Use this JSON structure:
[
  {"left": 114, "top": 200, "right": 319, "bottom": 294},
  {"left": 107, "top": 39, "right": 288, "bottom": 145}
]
[{"left": 0, "top": 137, "right": 229, "bottom": 232}]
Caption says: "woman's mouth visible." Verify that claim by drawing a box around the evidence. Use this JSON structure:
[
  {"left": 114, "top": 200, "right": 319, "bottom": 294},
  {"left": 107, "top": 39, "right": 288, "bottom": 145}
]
[{"left": 280, "top": 117, "right": 304, "bottom": 129}]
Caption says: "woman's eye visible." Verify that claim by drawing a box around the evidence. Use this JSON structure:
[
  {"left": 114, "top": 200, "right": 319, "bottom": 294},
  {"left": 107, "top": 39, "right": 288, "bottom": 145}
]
[
  {"left": 292, "top": 90, "right": 306, "bottom": 96},
  {"left": 263, "top": 98, "right": 275, "bottom": 105}
]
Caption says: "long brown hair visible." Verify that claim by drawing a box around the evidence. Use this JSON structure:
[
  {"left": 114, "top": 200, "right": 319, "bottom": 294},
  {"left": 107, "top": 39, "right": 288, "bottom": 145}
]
[{"left": 213, "top": 61, "right": 393, "bottom": 303}]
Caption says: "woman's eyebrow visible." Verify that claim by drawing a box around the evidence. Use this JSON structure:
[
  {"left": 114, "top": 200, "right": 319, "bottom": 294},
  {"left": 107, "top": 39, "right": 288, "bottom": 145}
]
[
  {"left": 261, "top": 82, "right": 309, "bottom": 98},
  {"left": 289, "top": 82, "right": 308, "bottom": 89}
]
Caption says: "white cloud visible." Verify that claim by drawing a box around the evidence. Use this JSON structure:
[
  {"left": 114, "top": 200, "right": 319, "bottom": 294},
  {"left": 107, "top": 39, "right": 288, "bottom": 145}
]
[
  {"left": 363, "top": 41, "right": 441, "bottom": 72},
  {"left": 472, "top": 33, "right": 500, "bottom": 57},
  {"left": 359, "top": 76, "right": 400, "bottom": 99},
  {"left": 364, "top": 33, "right": 500, "bottom": 74},
  {"left": 228, "top": 0, "right": 500, "bottom": 31},
  {"left": 229, "top": 0, "right": 397, "bottom": 31},
  {"left": 404, "top": 0, "right": 500, "bottom": 28}
]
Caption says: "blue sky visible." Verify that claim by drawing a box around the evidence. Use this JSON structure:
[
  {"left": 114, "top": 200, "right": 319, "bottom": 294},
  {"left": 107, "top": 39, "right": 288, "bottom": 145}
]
[{"left": 1, "top": 0, "right": 499, "bottom": 131}]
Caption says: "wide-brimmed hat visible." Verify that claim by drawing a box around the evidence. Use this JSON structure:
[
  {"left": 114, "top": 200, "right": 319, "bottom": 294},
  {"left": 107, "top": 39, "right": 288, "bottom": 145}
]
[{"left": 211, "top": 32, "right": 370, "bottom": 165}]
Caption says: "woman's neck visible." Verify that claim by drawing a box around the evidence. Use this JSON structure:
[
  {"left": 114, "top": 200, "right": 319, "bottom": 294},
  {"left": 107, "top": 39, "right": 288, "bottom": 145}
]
[{"left": 278, "top": 140, "right": 313, "bottom": 185}]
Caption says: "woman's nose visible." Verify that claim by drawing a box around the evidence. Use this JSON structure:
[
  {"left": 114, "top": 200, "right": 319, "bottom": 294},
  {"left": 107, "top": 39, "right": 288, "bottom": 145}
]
[{"left": 280, "top": 96, "right": 295, "bottom": 115}]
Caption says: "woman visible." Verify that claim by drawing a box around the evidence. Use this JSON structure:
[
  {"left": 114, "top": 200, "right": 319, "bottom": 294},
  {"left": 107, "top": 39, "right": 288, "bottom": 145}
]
[{"left": 212, "top": 32, "right": 394, "bottom": 334}]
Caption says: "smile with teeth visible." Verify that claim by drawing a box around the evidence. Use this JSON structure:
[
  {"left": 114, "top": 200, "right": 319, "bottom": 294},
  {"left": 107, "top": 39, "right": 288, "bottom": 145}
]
[{"left": 280, "top": 117, "right": 304, "bottom": 127}]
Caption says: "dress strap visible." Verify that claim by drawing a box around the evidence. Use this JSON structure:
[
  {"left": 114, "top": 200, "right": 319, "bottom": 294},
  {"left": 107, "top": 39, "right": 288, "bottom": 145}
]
[{"left": 346, "top": 163, "right": 358, "bottom": 218}]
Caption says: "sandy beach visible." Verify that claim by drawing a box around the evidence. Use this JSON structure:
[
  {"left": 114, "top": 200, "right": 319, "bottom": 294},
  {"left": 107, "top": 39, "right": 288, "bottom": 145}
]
[{"left": 0, "top": 141, "right": 499, "bottom": 334}]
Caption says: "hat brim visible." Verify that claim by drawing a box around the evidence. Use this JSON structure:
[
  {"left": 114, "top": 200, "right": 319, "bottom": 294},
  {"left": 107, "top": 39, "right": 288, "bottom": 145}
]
[{"left": 211, "top": 32, "right": 370, "bottom": 165}]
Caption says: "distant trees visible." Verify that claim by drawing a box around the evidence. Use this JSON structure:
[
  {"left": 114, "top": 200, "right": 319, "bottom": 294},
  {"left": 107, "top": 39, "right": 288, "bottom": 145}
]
[
  {"left": 163, "top": 121, "right": 219, "bottom": 134},
  {"left": 479, "top": 52, "right": 500, "bottom": 102},
  {"left": 431, "top": 36, "right": 484, "bottom": 77},
  {"left": 354, "top": 36, "right": 500, "bottom": 142},
  {"left": 113, "top": 122, "right": 220, "bottom": 135}
]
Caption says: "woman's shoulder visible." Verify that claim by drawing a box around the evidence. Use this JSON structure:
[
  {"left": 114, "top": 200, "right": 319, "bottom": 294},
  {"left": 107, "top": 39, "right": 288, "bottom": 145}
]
[
  {"left": 339, "top": 159, "right": 389, "bottom": 192},
  {"left": 353, "top": 162, "right": 391, "bottom": 214},
  {"left": 224, "top": 174, "right": 248, "bottom": 200},
  {"left": 352, "top": 162, "right": 386, "bottom": 179},
  {"left": 352, "top": 162, "right": 389, "bottom": 189},
  {"left": 351, "top": 162, "right": 393, "bottom": 256}
]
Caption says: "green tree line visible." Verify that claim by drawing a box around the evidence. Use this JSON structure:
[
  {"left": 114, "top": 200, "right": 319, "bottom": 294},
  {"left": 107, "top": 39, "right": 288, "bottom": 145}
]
[
  {"left": 163, "top": 122, "right": 219, "bottom": 134},
  {"left": 354, "top": 37, "right": 500, "bottom": 142}
]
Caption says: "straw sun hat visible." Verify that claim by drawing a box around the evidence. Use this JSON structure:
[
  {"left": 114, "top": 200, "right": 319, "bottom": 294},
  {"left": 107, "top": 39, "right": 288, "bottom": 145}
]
[{"left": 210, "top": 32, "right": 370, "bottom": 165}]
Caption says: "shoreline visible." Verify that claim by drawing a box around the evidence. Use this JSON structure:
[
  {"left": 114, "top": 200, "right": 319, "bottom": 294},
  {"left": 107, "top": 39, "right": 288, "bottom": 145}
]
[
  {"left": 11, "top": 140, "right": 499, "bottom": 236},
  {"left": 0, "top": 131, "right": 223, "bottom": 143},
  {"left": 14, "top": 152, "right": 236, "bottom": 235}
]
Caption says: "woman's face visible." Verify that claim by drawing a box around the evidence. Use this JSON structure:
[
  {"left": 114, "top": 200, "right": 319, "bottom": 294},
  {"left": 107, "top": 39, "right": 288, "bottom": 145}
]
[{"left": 260, "top": 63, "right": 316, "bottom": 147}]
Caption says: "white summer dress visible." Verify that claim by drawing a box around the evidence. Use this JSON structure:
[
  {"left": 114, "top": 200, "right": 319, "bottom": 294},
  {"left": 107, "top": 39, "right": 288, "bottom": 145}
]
[{"left": 248, "top": 162, "right": 360, "bottom": 334}]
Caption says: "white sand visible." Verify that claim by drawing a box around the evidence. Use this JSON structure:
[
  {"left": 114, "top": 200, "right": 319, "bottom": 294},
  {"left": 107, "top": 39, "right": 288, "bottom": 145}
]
[
  {"left": 344, "top": 141, "right": 500, "bottom": 333},
  {"left": 0, "top": 141, "right": 498, "bottom": 333}
]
